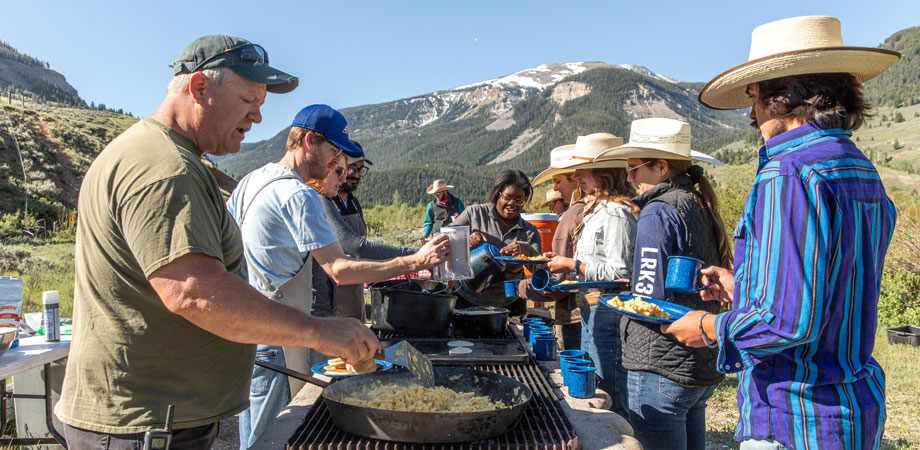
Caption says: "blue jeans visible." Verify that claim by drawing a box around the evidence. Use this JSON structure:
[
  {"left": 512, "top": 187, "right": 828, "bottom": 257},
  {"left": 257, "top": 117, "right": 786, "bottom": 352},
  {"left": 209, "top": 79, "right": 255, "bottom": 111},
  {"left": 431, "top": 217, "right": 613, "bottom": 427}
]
[
  {"left": 626, "top": 370, "right": 717, "bottom": 450},
  {"left": 559, "top": 323, "right": 582, "bottom": 350},
  {"left": 740, "top": 439, "right": 788, "bottom": 450},
  {"left": 238, "top": 345, "right": 291, "bottom": 450},
  {"left": 580, "top": 305, "right": 627, "bottom": 414}
]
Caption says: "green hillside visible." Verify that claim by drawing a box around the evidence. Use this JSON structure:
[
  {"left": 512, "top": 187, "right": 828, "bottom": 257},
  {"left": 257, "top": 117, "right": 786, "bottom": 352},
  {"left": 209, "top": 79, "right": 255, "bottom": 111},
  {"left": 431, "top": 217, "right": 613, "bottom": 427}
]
[
  {"left": 0, "top": 101, "right": 137, "bottom": 237},
  {"left": 863, "top": 27, "right": 920, "bottom": 107}
]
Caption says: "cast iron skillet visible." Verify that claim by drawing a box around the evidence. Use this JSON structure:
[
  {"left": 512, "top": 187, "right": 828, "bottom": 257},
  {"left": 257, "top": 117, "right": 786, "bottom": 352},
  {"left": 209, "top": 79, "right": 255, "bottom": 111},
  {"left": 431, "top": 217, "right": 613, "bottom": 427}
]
[{"left": 322, "top": 366, "right": 532, "bottom": 443}]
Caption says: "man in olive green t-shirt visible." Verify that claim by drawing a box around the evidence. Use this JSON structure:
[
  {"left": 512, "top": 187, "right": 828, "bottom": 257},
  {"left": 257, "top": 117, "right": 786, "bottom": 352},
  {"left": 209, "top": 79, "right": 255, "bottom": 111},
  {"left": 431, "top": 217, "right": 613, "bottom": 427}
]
[{"left": 55, "top": 36, "right": 385, "bottom": 449}]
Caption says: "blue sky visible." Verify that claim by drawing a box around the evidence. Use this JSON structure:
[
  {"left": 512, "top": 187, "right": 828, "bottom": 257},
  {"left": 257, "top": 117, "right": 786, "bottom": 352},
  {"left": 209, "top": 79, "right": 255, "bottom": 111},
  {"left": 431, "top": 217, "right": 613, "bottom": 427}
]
[{"left": 4, "top": 0, "right": 918, "bottom": 142}]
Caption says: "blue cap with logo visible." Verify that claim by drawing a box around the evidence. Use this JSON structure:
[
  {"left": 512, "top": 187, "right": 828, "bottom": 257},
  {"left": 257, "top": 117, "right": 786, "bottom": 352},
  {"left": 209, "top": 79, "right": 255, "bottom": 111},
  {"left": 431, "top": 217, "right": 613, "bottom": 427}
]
[{"left": 291, "top": 105, "right": 363, "bottom": 158}]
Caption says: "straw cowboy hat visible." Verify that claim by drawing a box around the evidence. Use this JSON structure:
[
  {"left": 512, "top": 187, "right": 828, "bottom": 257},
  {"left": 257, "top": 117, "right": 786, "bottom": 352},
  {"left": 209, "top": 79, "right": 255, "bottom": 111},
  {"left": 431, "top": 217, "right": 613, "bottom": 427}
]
[
  {"left": 426, "top": 179, "right": 454, "bottom": 195},
  {"left": 699, "top": 15, "right": 901, "bottom": 110},
  {"left": 594, "top": 118, "right": 725, "bottom": 165},
  {"left": 540, "top": 190, "right": 565, "bottom": 208},
  {"left": 532, "top": 133, "right": 627, "bottom": 185}
]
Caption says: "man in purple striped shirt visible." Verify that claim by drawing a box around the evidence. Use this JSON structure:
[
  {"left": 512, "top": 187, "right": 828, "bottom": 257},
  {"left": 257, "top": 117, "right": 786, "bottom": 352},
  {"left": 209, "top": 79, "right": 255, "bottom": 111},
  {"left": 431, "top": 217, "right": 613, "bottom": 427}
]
[{"left": 662, "top": 16, "right": 901, "bottom": 450}]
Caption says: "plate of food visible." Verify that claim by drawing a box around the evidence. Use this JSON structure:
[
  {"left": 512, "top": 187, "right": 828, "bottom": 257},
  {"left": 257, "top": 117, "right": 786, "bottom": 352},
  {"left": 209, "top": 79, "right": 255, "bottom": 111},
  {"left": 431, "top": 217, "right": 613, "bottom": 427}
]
[
  {"left": 494, "top": 255, "right": 551, "bottom": 264},
  {"left": 598, "top": 294, "right": 693, "bottom": 324},
  {"left": 553, "top": 280, "right": 630, "bottom": 291},
  {"left": 312, "top": 358, "right": 394, "bottom": 377}
]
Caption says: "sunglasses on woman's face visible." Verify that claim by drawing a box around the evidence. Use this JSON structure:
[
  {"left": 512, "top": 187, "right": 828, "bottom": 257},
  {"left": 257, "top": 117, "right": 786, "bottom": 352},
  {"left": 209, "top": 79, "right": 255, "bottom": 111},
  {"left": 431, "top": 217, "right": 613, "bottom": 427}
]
[{"left": 626, "top": 161, "right": 654, "bottom": 172}]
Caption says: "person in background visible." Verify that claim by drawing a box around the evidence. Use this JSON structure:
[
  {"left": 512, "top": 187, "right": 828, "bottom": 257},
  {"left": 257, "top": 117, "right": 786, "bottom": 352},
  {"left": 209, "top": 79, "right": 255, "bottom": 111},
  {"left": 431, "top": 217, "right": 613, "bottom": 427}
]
[
  {"left": 452, "top": 169, "right": 541, "bottom": 315},
  {"left": 227, "top": 104, "right": 449, "bottom": 448},
  {"left": 544, "top": 133, "right": 637, "bottom": 414},
  {"left": 423, "top": 179, "right": 465, "bottom": 237},
  {"left": 595, "top": 118, "right": 729, "bottom": 450},
  {"left": 54, "top": 35, "right": 371, "bottom": 450},
  {"left": 312, "top": 141, "right": 415, "bottom": 320},
  {"left": 664, "top": 16, "right": 900, "bottom": 450},
  {"left": 541, "top": 189, "right": 566, "bottom": 215}
]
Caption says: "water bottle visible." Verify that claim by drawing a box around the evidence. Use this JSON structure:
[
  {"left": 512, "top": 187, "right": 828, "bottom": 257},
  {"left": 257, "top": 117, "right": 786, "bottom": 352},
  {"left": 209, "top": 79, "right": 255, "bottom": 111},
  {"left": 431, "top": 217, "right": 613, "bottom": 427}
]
[{"left": 43, "top": 291, "right": 60, "bottom": 342}]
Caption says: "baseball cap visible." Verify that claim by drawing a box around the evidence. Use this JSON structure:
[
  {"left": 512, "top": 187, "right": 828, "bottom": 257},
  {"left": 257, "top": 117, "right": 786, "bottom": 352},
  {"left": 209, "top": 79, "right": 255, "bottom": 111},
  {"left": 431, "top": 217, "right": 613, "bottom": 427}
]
[
  {"left": 170, "top": 35, "right": 298, "bottom": 94},
  {"left": 348, "top": 141, "right": 373, "bottom": 165},
  {"left": 291, "top": 105, "right": 364, "bottom": 158}
]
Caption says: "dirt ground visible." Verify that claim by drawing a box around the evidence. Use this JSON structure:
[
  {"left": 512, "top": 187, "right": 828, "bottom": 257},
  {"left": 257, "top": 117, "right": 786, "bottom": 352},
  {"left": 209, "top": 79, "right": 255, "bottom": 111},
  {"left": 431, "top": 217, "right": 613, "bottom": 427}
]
[{"left": 213, "top": 415, "right": 240, "bottom": 450}]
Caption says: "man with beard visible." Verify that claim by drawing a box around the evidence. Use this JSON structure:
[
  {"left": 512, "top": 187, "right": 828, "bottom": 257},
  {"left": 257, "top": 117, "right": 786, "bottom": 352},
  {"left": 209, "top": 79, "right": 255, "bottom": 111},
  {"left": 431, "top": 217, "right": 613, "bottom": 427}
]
[
  {"left": 663, "top": 16, "right": 900, "bottom": 450},
  {"left": 330, "top": 142, "right": 375, "bottom": 320},
  {"left": 311, "top": 141, "right": 416, "bottom": 320},
  {"left": 227, "top": 104, "right": 450, "bottom": 448}
]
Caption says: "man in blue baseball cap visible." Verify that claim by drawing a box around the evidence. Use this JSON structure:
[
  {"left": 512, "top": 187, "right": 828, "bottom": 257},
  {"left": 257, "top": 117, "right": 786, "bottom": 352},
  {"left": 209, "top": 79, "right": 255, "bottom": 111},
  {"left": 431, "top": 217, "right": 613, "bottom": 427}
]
[{"left": 227, "top": 104, "right": 451, "bottom": 447}]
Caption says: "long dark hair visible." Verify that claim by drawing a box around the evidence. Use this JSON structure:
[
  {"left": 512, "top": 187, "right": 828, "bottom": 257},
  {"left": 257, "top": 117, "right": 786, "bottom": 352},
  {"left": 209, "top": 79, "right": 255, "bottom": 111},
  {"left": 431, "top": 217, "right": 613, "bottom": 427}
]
[
  {"left": 488, "top": 169, "right": 533, "bottom": 205},
  {"left": 757, "top": 73, "right": 868, "bottom": 131},
  {"left": 574, "top": 167, "right": 638, "bottom": 239},
  {"left": 642, "top": 159, "right": 733, "bottom": 268}
]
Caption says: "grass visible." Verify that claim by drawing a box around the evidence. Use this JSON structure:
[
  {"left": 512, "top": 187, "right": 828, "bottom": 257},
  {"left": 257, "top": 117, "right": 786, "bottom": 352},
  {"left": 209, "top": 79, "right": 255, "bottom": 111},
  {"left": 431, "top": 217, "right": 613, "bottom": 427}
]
[
  {"left": 0, "top": 239, "right": 75, "bottom": 316},
  {"left": 704, "top": 333, "right": 920, "bottom": 449}
]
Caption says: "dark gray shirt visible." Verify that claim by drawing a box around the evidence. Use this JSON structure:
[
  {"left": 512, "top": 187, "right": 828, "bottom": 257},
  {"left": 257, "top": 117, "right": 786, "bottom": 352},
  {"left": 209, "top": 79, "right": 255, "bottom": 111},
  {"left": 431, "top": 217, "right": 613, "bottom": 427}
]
[
  {"left": 452, "top": 204, "right": 542, "bottom": 301},
  {"left": 311, "top": 199, "right": 415, "bottom": 317}
]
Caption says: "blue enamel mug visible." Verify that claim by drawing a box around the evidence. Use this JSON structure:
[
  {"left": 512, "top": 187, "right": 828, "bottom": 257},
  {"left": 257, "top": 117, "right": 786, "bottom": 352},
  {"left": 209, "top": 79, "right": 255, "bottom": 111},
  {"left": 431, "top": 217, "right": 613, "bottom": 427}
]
[
  {"left": 525, "top": 324, "right": 550, "bottom": 344},
  {"left": 530, "top": 268, "right": 559, "bottom": 292},
  {"left": 533, "top": 335, "right": 557, "bottom": 361},
  {"left": 530, "top": 329, "right": 554, "bottom": 347},
  {"left": 566, "top": 365, "right": 597, "bottom": 398},
  {"left": 504, "top": 280, "right": 519, "bottom": 297},
  {"left": 665, "top": 256, "right": 706, "bottom": 294}
]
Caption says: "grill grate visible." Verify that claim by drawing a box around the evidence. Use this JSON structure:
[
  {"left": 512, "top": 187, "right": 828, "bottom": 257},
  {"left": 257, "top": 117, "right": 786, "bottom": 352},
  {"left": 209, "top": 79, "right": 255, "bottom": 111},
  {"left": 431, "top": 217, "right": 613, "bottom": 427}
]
[
  {"left": 286, "top": 361, "right": 578, "bottom": 450},
  {"left": 373, "top": 325, "right": 517, "bottom": 340}
]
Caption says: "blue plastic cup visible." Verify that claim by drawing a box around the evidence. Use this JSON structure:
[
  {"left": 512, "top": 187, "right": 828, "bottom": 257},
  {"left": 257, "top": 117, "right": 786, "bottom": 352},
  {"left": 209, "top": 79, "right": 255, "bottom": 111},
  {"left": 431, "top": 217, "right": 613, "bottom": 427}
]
[
  {"left": 566, "top": 365, "right": 597, "bottom": 398},
  {"left": 533, "top": 335, "right": 557, "bottom": 361},
  {"left": 665, "top": 256, "right": 706, "bottom": 293},
  {"left": 530, "top": 268, "right": 559, "bottom": 292},
  {"left": 530, "top": 329, "right": 554, "bottom": 347},
  {"left": 561, "top": 357, "right": 593, "bottom": 386},
  {"left": 504, "top": 279, "right": 519, "bottom": 297}
]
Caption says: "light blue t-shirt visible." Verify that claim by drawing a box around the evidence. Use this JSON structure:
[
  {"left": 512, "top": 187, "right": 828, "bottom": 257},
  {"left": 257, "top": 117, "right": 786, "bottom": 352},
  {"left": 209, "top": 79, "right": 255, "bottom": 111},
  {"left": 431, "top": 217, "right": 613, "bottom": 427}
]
[{"left": 226, "top": 163, "right": 338, "bottom": 291}]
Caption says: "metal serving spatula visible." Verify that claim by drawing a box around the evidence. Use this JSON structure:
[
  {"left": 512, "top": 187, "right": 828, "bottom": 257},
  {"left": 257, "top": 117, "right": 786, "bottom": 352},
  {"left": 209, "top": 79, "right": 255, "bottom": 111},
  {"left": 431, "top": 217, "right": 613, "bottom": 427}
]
[{"left": 375, "top": 340, "right": 435, "bottom": 386}]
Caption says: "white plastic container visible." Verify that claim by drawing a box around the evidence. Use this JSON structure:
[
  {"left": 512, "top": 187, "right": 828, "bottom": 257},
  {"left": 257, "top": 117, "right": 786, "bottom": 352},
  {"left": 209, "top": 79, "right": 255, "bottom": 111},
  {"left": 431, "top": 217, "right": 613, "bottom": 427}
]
[{"left": 433, "top": 225, "right": 473, "bottom": 280}]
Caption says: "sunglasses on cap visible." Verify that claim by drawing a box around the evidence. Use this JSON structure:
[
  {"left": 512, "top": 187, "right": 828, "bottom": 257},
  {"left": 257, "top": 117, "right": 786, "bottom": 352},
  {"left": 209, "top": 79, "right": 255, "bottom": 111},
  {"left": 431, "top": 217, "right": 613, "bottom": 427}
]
[{"left": 189, "top": 43, "right": 268, "bottom": 74}]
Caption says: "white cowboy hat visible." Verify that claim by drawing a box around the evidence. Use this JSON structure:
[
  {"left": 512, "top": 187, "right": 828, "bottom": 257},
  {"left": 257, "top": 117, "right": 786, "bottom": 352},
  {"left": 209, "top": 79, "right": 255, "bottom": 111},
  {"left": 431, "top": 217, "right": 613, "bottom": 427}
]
[
  {"left": 540, "top": 190, "right": 565, "bottom": 208},
  {"left": 532, "top": 133, "right": 627, "bottom": 185},
  {"left": 594, "top": 118, "right": 725, "bottom": 165},
  {"left": 426, "top": 179, "right": 454, "bottom": 194},
  {"left": 699, "top": 15, "right": 900, "bottom": 110}
]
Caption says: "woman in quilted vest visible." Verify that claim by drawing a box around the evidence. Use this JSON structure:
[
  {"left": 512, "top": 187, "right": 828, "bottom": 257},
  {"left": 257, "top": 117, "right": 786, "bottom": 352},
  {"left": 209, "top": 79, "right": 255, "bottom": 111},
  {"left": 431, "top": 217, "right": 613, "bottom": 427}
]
[{"left": 595, "top": 118, "right": 731, "bottom": 450}]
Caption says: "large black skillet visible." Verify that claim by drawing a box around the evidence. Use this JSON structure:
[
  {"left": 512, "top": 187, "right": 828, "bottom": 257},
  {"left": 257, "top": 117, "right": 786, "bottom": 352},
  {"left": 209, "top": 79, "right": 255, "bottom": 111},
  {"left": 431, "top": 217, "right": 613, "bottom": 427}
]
[{"left": 255, "top": 361, "right": 532, "bottom": 443}]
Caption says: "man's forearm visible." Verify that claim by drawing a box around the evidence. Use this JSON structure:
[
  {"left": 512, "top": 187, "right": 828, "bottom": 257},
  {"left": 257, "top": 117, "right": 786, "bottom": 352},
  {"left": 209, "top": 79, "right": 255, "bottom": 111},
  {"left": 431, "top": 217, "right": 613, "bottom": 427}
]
[
  {"left": 166, "top": 270, "right": 322, "bottom": 346},
  {"left": 326, "top": 254, "right": 422, "bottom": 285}
]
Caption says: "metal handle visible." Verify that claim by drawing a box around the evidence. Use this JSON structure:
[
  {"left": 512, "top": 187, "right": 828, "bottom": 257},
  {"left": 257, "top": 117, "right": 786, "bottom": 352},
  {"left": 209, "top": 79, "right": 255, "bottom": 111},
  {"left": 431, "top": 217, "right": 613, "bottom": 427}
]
[{"left": 254, "top": 360, "right": 329, "bottom": 388}]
